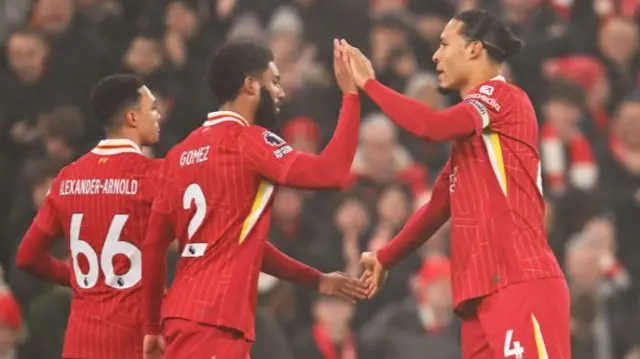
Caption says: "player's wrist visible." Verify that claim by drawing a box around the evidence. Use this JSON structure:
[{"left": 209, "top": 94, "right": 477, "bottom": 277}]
[
  {"left": 362, "top": 77, "right": 377, "bottom": 93},
  {"left": 342, "top": 92, "right": 359, "bottom": 100},
  {"left": 144, "top": 324, "right": 162, "bottom": 336},
  {"left": 375, "top": 249, "right": 390, "bottom": 270}
]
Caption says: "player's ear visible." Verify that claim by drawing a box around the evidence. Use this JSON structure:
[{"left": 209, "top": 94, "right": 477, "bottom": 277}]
[
  {"left": 244, "top": 76, "right": 260, "bottom": 96},
  {"left": 124, "top": 110, "right": 137, "bottom": 128},
  {"left": 468, "top": 40, "right": 484, "bottom": 60}
]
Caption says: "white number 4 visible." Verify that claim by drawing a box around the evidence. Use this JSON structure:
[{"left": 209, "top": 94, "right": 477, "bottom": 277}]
[
  {"left": 504, "top": 329, "right": 524, "bottom": 358},
  {"left": 70, "top": 213, "right": 141, "bottom": 290}
]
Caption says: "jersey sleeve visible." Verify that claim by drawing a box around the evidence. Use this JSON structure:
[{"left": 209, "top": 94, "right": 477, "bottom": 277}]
[
  {"left": 238, "top": 95, "right": 360, "bottom": 188},
  {"left": 237, "top": 126, "right": 300, "bottom": 184},
  {"left": 363, "top": 79, "right": 481, "bottom": 141},
  {"left": 17, "top": 174, "right": 70, "bottom": 286},
  {"left": 32, "top": 178, "right": 62, "bottom": 236},
  {"left": 151, "top": 157, "right": 179, "bottom": 215},
  {"left": 376, "top": 160, "right": 452, "bottom": 268}
]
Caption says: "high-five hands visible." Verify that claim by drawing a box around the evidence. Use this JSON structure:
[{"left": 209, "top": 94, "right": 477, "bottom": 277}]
[
  {"left": 359, "top": 251, "right": 388, "bottom": 299},
  {"left": 335, "top": 39, "right": 376, "bottom": 90},
  {"left": 333, "top": 39, "right": 358, "bottom": 94}
]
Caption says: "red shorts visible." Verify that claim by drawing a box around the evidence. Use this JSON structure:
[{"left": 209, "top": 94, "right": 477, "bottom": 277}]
[
  {"left": 461, "top": 277, "right": 570, "bottom": 359},
  {"left": 163, "top": 318, "right": 252, "bottom": 359}
]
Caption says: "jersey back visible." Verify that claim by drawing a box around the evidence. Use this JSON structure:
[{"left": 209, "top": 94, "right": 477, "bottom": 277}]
[
  {"left": 33, "top": 140, "right": 161, "bottom": 358},
  {"left": 155, "top": 113, "right": 281, "bottom": 340}
]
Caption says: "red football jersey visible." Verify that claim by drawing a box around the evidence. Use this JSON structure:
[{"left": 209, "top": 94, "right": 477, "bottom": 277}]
[
  {"left": 32, "top": 139, "right": 161, "bottom": 359},
  {"left": 154, "top": 111, "right": 320, "bottom": 340},
  {"left": 370, "top": 77, "right": 564, "bottom": 309},
  {"left": 445, "top": 76, "right": 564, "bottom": 307}
]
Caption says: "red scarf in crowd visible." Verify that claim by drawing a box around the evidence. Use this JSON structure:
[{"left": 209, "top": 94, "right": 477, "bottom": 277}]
[
  {"left": 312, "top": 323, "right": 357, "bottom": 359},
  {"left": 541, "top": 124, "right": 597, "bottom": 191}
]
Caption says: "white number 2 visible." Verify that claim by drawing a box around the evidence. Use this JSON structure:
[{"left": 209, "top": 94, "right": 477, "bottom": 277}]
[
  {"left": 504, "top": 329, "right": 524, "bottom": 358},
  {"left": 181, "top": 183, "right": 207, "bottom": 258},
  {"left": 70, "top": 213, "right": 141, "bottom": 289}
]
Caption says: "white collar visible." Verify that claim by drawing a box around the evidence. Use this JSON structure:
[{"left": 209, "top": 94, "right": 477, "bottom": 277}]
[
  {"left": 90, "top": 139, "right": 142, "bottom": 156},
  {"left": 203, "top": 111, "right": 249, "bottom": 127},
  {"left": 491, "top": 75, "right": 506, "bottom": 82}
]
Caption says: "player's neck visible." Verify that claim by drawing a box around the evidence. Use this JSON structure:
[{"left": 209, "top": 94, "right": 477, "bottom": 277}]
[
  {"left": 220, "top": 100, "right": 255, "bottom": 126},
  {"left": 459, "top": 67, "right": 502, "bottom": 98},
  {"left": 104, "top": 130, "right": 142, "bottom": 149}
]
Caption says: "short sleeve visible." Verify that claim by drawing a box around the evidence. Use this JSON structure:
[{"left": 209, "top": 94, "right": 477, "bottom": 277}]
[
  {"left": 32, "top": 181, "right": 62, "bottom": 236},
  {"left": 237, "top": 126, "right": 301, "bottom": 183}
]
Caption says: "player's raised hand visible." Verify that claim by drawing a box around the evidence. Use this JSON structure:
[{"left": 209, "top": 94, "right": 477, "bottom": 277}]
[
  {"left": 340, "top": 39, "right": 375, "bottom": 90},
  {"left": 143, "top": 334, "right": 164, "bottom": 359},
  {"left": 333, "top": 39, "right": 357, "bottom": 94},
  {"left": 319, "top": 271, "right": 369, "bottom": 301},
  {"left": 360, "top": 251, "right": 388, "bottom": 299}
]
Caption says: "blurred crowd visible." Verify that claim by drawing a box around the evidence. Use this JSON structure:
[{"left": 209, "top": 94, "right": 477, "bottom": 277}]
[{"left": 0, "top": 0, "right": 639, "bottom": 358}]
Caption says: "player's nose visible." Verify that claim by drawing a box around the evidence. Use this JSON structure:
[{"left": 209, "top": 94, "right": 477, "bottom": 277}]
[{"left": 432, "top": 48, "right": 441, "bottom": 64}]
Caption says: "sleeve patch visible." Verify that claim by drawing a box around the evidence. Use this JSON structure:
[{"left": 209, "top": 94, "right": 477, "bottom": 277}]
[
  {"left": 465, "top": 99, "right": 490, "bottom": 129},
  {"left": 262, "top": 131, "right": 286, "bottom": 147},
  {"left": 273, "top": 145, "right": 293, "bottom": 159},
  {"left": 479, "top": 85, "right": 494, "bottom": 96}
]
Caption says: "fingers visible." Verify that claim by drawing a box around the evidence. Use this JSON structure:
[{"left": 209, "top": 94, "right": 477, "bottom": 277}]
[
  {"left": 358, "top": 270, "right": 372, "bottom": 283},
  {"left": 344, "top": 279, "right": 370, "bottom": 299},
  {"left": 330, "top": 272, "right": 370, "bottom": 300},
  {"left": 366, "top": 268, "right": 383, "bottom": 299}
]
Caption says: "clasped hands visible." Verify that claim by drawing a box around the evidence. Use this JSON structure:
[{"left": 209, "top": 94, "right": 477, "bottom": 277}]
[{"left": 332, "top": 38, "right": 377, "bottom": 93}]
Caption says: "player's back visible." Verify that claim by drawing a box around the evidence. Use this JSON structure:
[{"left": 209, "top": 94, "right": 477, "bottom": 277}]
[
  {"left": 47, "top": 140, "right": 160, "bottom": 358},
  {"left": 449, "top": 78, "right": 563, "bottom": 306},
  {"left": 159, "top": 112, "right": 274, "bottom": 340}
]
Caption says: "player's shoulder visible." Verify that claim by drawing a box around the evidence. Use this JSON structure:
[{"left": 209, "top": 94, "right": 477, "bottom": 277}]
[
  {"left": 239, "top": 125, "right": 288, "bottom": 148},
  {"left": 464, "top": 76, "right": 529, "bottom": 113},
  {"left": 201, "top": 111, "right": 247, "bottom": 137},
  {"left": 57, "top": 153, "right": 91, "bottom": 177}
]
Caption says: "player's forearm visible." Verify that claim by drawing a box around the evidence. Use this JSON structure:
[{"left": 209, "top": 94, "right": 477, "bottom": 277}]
[
  {"left": 262, "top": 242, "right": 322, "bottom": 290},
  {"left": 376, "top": 172, "right": 451, "bottom": 268},
  {"left": 16, "top": 225, "right": 71, "bottom": 286},
  {"left": 141, "top": 211, "right": 173, "bottom": 335},
  {"left": 284, "top": 94, "right": 361, "bottom": 188},
  {"left": 363, "top": 79, "right": 480, "bottom": 141}
]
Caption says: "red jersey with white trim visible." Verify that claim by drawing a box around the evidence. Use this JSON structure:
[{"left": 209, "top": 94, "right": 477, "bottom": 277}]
[
  {"left": 154, "top": 111, "right": 307, "bottom": 341},
  {"left": 31, "top": 139, "right": 162, "bottom": 359},
  {"left": 447, "top": 76, "right": 563, "bottom": 307}
]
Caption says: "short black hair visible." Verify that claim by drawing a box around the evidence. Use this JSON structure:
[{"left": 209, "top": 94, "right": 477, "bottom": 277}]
[
  {"left": 544, "top": 80, "right": 585, "bottom": 108},
  {"left": 89, "top": 74, "right": 144, "bottom": 130},
  {"left": 454, "top": 10, "right": 522, "bottom": 63},
  {"left": 206, "top": 39, "right": 274, "bottom": 104}
]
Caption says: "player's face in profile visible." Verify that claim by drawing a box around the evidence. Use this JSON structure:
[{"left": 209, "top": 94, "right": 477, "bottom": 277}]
[
  {"left": 432, "top": 20, "right": 472, "bottom": 93},
  {"left": 134, "top": 86, "right": 161, "bottom": 145},
  {"left": 255, "top": 62, "right": 285, "bottom": 130}
]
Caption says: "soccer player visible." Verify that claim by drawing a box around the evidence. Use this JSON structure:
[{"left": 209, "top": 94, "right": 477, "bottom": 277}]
[
  {"left": 141, "top": 39, "right": 365, "bottom": 359},
  {"left": 16, "top": 74, "right": 163, "bottom": 359},
  {"left": 348, "top": 10, "right": 570, "bottom": 359}
]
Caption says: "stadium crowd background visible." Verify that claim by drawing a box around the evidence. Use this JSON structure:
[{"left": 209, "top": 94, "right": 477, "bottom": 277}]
[{"left": 0, "top": 0, "right": 639, "bottom": 358}]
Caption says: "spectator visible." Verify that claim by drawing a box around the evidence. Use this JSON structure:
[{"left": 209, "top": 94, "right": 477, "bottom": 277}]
[
  {"left": 350, "top": 114, "right": 429, "bottom": 206},
  {"left": 359, "top": 256, "right": 460, "bottom": 359},
  {"left": 295, "top": 294, "right": 359, "bottom": 359}
]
